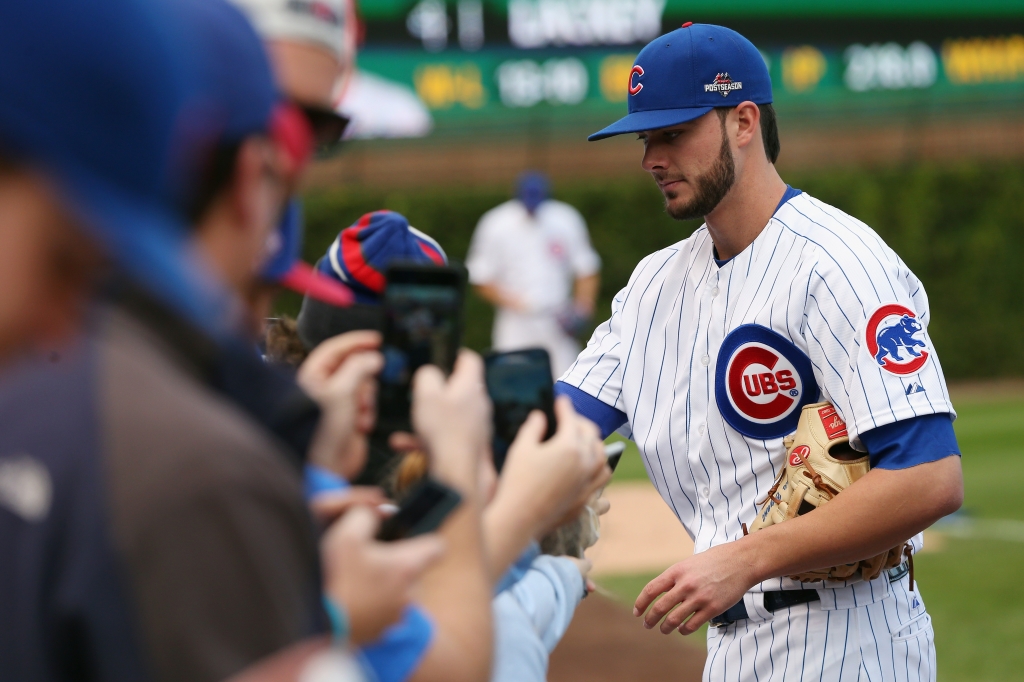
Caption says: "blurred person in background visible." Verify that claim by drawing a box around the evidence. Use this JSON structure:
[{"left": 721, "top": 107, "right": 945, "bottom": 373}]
[
  {"left": 467, "top": 171, "right": 601, "bottom": 377},
  {"left": 228, "top": 0, "right": 353, "bottom": 124},
  {"left": 0, "top": 1, "right": 441, "bottom": 680}
]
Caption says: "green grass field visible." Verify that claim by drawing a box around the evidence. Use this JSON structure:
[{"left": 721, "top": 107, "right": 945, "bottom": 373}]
[{"left": 601, "top": 394, "right": 1024, "bottom": 681}]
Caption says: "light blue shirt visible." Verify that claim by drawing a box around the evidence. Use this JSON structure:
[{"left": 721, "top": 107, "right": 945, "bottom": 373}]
[{"left": 491, "top": 555, "right": 585, "bottom": 682}]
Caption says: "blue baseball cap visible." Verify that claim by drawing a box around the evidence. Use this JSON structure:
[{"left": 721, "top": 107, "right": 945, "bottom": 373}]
[
  {"left": 316, "top": 210, "right": 447, "bottom": 305},
  {"left": 589, "top": 23, "right": 772, "bottom": 141},
  {"left": 517, "top": 171, "right": 550, "bottom": 213},
  {"left": 180, "top": 0, "right": 279, "bottom": 143},
  {"left": 0, "top": 0, "right": 238, "bottom": 333}
]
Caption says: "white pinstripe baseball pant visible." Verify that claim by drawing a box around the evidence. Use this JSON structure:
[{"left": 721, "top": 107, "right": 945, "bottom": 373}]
[{"left": 704, "top": 577, "right": 934, "bottom": 682}]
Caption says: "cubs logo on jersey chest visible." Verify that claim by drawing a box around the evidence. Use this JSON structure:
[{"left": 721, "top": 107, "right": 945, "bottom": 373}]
[{"left": 715, "top": 324, "right": 819, "bottom": 439}]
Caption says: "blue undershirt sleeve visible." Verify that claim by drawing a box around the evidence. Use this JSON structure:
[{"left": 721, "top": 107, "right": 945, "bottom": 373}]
[
  {"left": 358, "top": 605, "right": 435, "bottom": 682},
  {"left": 858, "top": 413, "right": 961, "bottom": 470},
  {"left": 554, "top": 381, "right": 628, "bottom": 439}
]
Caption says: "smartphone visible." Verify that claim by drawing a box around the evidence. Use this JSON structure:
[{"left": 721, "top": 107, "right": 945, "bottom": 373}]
[
  {"left": 484, "top": 348, "right": 557, "bottom": 473},
  {"left": 377, "top": 477, "right": 463, "bottom": 542},
  {"left": 378, "top": 263, "right": 465, "bottom": 433},
  {"left": 605, "top": 441, "right": 626, "bottom": 473}
]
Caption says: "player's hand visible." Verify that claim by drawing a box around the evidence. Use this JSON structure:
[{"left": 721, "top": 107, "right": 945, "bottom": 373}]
[
  {"left": 321, "top": 505, "right": 445, "bottom": 645},
  {"left": 298, "top": 331, "right": 382, "bottom": 480},
  {"left": 633, "top": 542, "right": 757, "bottom": 636},
  {"left": 494, "top": 396, "right": 611, "bottom": 539},
  {"left": 411, "top": 350, "right": 491, "bottom": 495}
]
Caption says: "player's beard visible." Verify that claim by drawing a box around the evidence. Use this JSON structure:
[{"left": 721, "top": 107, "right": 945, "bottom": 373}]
[{"left": 663, "top": 127, "right": 736, "bottom": 222}]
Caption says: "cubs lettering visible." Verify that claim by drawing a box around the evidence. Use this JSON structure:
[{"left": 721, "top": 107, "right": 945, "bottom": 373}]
[{"left": 715, "top": 324, "right": 819, "bottom": 439}]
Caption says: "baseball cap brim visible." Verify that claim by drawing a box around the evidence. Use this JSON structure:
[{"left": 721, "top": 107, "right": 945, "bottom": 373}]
[
  {"left": 588, "top": 106, "right": 714, "bottom": 141},
  {"left": 279, "top": 260, "right": 355, "bottom": 307}
]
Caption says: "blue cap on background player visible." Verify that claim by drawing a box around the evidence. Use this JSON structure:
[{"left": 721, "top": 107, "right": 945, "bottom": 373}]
[{"left": 588, "top": 23, "right": 773, "bottom": 141}]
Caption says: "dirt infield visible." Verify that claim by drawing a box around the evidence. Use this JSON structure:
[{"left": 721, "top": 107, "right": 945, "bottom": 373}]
[
  {"left": 547, "top": 482, "right": 704, "bottom": 682},
  {"left": 549, "top": 594, "right": 706, "bottom": 682},
  {"left": 588, "top": 482, "right": 694, "bottom": 576}
]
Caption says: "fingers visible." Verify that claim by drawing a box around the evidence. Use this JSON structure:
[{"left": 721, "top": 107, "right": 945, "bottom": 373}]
[
  {"left": 633, "top": 570, "right": 677, "bottom": 617},
  {"left": 592, "top": 496, "right": 611, "bottom": 516},
  {"left": 331, "top": 505, "right": 379, "bottom": 546},
  {"left": 298, "top": 331, "right": 381, "bottom": 385},
  {"left": 565, "top": 556, "right": 593, "bottom": 578},
  {"left": 511, "top": 410, "right": 547, "bottom": 447},
  {"left": 411, "top": 363, "right": 446, "bottom": 402},
  {"left": 643, "top": 586, "right": 687, "bottom": 630},
  {"left": 381, "top": 534, "right": 446, "bottom": 579},
  {"left": 552, "top": 394, "right": 576, "bottom": 428},
  {"left": 677, "top": 607, "right": 712, "bottom": 636},
  {"left": 330, "top": 351, "right": 384, "bottom": 395},
  {"left": 659, "top": 595, "right": 698, "bottom": 633},
  {"left": 310, "top": 487, "right": 388, "bottom": 524},
  {"left": 448, "top": 349, "right": 484, "bottom": 389},
  {"left": 388, "top": 431, "right": 423, "bottom": 453}
]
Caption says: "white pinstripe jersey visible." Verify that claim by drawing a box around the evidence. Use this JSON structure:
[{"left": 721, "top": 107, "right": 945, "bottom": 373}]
[{"left": 561, "top": 190, "right": 954, "bottom": 600}]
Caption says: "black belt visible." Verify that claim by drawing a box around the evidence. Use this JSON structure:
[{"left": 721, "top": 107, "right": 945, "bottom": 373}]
[
  {"left": 710, "top": 589, "right": 819, "bottom": 626},
  {"left": 710, "top": 561, "right": 911, "bottom": 627}
]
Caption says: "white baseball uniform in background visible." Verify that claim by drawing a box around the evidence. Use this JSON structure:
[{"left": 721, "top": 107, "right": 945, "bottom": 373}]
[
  {"left": 467, "top": 198, "right": 601, "bottom": 376},
  {"left": 560, "top": 189, "right": 951, "bottom": 682}
]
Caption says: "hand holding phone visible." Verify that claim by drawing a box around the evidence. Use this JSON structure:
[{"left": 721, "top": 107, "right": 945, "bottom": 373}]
[
  {"left": 377, "top": 476, "right": 462, "bottom": 542},
  {"left": 321, "top": 506, "right": 444, "bottom": 644},
  {"left": 378, "top": 263, "right": 465, "bottom": 434},
  {"left": 484, "top": 348, "right": 557, "bottom": 472}
]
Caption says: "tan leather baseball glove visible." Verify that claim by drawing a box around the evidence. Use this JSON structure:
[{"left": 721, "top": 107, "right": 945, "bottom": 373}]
[{"left": 743, "top": 402, "right": 910, "bottom": 583}]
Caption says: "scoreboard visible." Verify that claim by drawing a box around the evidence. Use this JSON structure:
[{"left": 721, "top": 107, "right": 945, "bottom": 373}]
[{"left": 339, "top": 0, "right": 1024, "bottom": 137}]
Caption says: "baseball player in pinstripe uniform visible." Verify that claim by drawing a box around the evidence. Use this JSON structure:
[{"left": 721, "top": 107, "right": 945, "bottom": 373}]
[{"left": 553, "top": 24, "right": 964, "bottom": 682}]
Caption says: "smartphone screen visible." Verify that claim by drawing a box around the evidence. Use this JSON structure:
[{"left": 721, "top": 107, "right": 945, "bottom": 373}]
[
  {"left": 485, "top": 348, "right": 557, "bottom": 472},
  {"left": 377, "top": 477, "right": 462, "bottom": 541},
  {"left": 378, "top": 263, "right": 465, "bottom": 433}
]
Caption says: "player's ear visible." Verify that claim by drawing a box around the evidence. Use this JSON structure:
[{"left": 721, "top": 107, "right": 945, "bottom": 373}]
[{"left": 732, "top": 101, "right": 761, "bottom": 151}]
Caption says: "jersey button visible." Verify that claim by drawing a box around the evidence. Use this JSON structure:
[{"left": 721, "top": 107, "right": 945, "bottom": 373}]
[
  {"left": 698, "top": 423, "right": 706, "bottom": 435},
  {"left": 711, "top": 286, "right": 720, "bottom": 297},
  {"left": 700, "top": 354, "right": 710, "bottom": 366},
  {"left": 702, "top": 486, "right": 710, "bottom": 497}
]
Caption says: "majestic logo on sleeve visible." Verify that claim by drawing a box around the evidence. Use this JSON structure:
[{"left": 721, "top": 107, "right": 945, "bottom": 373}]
[
  {"left": 705, "top": 73, "right": 743, "bottom": 97},
  {"left": 715, "top": 325, "right": 820, "bottom": 439},
  {"left": 629, "top": 65, "right": 644, "bottom": 95},
  {"left": 865, "top": 304, "right": 930, "bottom": 375}
]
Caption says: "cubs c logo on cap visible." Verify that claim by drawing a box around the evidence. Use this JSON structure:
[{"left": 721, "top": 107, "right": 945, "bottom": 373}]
[
  {"left": 865, "top": 303, "right": 930, "bottom": 375},
  {"left": 628, "top": 65, "right": 644, "bottom": 96},
  {"left": 715, "top": 325, "right": 819, "bottom": 439}
]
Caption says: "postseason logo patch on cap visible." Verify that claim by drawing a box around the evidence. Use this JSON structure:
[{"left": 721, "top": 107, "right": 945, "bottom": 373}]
[{"left": 705, "top": 73, "right": 743, "bottom": 98}]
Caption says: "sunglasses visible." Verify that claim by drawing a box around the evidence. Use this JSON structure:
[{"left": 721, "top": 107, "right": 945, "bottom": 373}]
[{"left": 297, "top": 103, "right": 351, "bottom": 158}]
